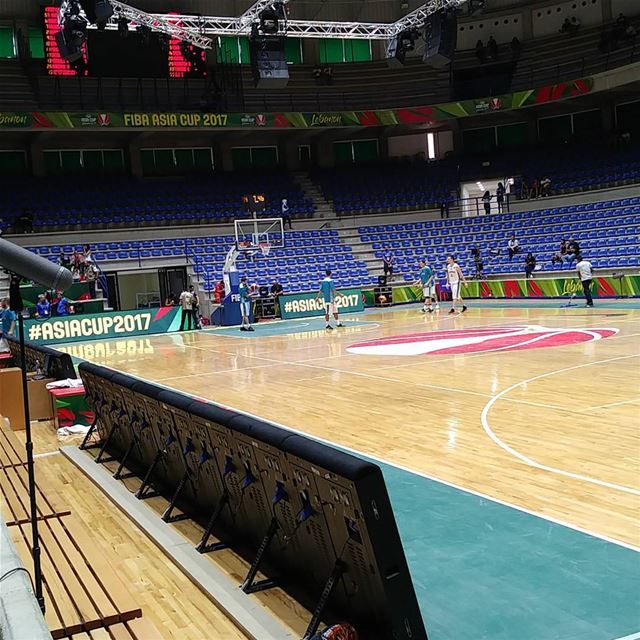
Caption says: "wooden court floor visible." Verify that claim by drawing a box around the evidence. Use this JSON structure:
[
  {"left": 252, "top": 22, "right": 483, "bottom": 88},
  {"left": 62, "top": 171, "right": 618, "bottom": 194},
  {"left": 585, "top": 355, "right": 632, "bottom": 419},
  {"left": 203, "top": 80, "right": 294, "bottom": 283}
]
[
  {"left": 60, "top": 303, "right": 640, "bottom": 547},
  {"left": 53, "top": 301, "right": 640, "bottom": 639}
]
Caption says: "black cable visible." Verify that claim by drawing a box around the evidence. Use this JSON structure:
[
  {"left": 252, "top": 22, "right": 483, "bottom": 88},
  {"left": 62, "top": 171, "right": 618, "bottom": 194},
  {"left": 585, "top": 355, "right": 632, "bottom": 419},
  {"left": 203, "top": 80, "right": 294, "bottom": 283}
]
[{"left": 0, "top": 566, "right": 36, "bottom": 593}]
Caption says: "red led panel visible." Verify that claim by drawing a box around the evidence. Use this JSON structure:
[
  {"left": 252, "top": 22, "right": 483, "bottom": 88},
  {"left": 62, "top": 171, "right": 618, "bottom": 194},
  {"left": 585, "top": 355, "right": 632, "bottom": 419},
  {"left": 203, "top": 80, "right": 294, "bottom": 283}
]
[
  {"left": 44, "top": 6, "right": 88, "bottom": 76},
  {"left": 167, "top": 13, "right": 205, "bottom": 78}
]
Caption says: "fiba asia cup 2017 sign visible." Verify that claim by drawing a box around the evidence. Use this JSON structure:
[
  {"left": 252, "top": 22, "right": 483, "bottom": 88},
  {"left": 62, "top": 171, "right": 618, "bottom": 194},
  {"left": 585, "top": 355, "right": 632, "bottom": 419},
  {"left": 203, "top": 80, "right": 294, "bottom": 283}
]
[
  {"left": 280, "top": 289, "right": 365, "bottom": 319},
  {"left": 24, "top": 307, "right": 182, "bottom": 345},
  {"left": 0, "top": 78, "right": 593, "bottom": 130}
]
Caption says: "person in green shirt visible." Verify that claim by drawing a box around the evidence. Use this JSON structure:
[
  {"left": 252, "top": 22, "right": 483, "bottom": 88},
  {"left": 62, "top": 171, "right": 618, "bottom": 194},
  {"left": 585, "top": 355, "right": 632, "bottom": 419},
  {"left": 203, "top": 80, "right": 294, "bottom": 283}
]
[
  {"left": 238, "top": 277, "right": 254, "bottom": 332},
  {"left": 414, "top": 260, "right": 437, "bottom": 313},
  {"left": 317, "top": 270, "right": 345, "bottom": 330}
]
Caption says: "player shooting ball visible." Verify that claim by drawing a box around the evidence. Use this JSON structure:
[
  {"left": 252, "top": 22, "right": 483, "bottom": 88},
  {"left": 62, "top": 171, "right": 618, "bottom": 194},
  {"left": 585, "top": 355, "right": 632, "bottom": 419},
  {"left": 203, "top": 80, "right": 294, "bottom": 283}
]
[{"left": 317, "top": 269, "right": 345, "bottom": 330}]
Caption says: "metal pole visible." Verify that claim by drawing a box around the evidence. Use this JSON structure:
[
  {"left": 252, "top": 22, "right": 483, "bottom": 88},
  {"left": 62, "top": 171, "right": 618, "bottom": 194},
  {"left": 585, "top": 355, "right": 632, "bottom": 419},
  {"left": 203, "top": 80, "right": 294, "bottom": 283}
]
[{"left": 17, "top": 312, "right": 45, "bottom": 613}]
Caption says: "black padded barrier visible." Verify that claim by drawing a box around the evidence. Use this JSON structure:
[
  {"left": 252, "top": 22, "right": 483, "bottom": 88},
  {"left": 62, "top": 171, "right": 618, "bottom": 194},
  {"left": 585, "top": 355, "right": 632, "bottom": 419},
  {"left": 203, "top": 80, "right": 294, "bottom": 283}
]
[
  {"left": 78, "top": 361, "right": 427, "bottom": 640},
  {"left": 6, "top": 334, "right": 76, "bottom": 380}
]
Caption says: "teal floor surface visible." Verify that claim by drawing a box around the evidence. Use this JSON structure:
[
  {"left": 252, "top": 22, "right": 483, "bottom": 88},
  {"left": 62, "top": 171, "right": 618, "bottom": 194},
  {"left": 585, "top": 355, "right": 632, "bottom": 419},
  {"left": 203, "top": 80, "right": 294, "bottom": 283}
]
[{"left": 375, "top": 459, "right": 640, "bottom": 640}]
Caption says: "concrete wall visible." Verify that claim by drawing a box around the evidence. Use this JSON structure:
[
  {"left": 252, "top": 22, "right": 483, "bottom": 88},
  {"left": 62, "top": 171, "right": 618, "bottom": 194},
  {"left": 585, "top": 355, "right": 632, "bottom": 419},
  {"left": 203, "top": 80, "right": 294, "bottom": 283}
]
[{"left": 0, "top": 514, "right": 50, "bottom": 640}]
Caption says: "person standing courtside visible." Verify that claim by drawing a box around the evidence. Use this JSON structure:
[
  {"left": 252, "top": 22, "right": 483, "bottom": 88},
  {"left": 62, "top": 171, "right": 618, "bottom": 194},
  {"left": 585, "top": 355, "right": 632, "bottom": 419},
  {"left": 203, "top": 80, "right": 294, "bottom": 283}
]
[
  {"left": 318, "top": 270, "right": 344, "bottom": 330},
  {"left": 575, "top": 255, "right": 594, "bottom": 307},
  {"left": 281, "top": 198, "right": 292, "bottom": 229},
  {"left": 238, "top": 276, "right": 254, "bottom": 331},
  {"left": 179, "top": 286, "right": 193, "bottom": 331},
  {"left": 446, "top": 255, "right": 468, "bottom": 314},
  {"left": 414, "top": 259, "right": 436, "bottom": 313}
]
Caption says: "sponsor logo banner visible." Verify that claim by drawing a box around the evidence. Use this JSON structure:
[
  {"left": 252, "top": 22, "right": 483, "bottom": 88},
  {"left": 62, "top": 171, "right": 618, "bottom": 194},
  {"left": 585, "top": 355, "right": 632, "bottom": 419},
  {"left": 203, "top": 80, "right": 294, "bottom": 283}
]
[
  {"left": 347, "top": 325, "right": 618, "bottom": 357},
  {"left": 24, "top": 307, "right": 181, "bottom": 345},
  {"left": 280, "top": 288, "right": 364, "bottom": 319},
  {"left": 0, "top": 77, "right": 594, "bottom": 130}
]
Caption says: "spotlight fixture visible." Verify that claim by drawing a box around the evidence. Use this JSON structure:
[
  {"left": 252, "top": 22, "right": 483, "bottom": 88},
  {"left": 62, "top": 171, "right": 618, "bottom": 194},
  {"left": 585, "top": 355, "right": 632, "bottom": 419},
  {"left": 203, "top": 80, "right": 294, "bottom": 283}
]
[{"left": 259, "top": 8, "right": 279, "bottom": 34}]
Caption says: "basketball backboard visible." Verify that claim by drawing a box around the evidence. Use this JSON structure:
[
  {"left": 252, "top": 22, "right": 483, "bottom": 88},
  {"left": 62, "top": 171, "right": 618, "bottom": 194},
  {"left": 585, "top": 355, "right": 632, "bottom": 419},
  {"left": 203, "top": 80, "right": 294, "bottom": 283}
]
[{"left": 234, "top": 217, "right": 285, "bottom": 254}]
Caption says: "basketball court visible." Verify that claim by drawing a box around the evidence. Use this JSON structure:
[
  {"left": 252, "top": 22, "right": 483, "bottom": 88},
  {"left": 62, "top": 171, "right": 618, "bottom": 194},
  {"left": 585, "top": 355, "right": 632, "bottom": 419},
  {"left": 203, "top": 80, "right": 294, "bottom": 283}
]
[{"left": 54, "top": 300, "right": 640, "bottom": 640}]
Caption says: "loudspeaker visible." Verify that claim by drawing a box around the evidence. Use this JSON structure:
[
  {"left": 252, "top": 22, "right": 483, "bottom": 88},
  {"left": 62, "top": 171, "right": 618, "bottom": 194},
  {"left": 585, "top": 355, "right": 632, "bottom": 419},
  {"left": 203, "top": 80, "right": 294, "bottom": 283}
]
[
  {"left": 385, "top": 36, "right": 406, "bottom": 68},
  {"left": 55, "top": 30, "right": 84, "bottom": 62},
  {"left": 78, "top": 0, "right": 113, "bottom": 26},
  {"left": 423, "top": 9, "right": 457, "bottom": 68},
  {"left": 249, "top": 35, "right": 289, "bottom": 88}
]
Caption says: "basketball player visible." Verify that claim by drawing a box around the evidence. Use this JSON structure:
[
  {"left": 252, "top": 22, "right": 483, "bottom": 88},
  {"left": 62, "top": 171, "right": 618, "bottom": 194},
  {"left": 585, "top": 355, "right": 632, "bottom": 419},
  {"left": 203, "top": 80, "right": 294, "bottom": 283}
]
[
  {"left": 238, "top": 276, "right": 254, "bottom": 331},
  {"left": 317, "top": 270, "right": 344, "bottom": 330},
  {"left": 446, "top": 255, "right": 467, "bottom": 314},
  {"left": 414, "top": 260, "right": 436, "bottom": 313}
]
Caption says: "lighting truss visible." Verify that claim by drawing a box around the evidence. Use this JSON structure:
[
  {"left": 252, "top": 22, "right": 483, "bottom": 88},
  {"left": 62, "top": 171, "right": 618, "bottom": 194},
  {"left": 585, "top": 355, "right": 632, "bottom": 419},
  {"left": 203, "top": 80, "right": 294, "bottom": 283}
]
[
  {"left": 109, "top": 0, "right": 214, "bottom": 48},
  {"left": 388, "top": 0, "right": 468, "bottom": 37},
  {"left": 88, "top": 0, "right": 469, "bottom": 46}
]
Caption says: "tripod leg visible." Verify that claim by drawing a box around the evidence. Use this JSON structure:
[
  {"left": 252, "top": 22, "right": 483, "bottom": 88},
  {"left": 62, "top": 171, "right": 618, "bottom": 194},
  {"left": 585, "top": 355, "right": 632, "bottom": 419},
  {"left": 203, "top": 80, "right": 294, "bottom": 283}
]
[
  {"left": 161, "top": 472, "right": 190, "bottom": 522},
  {"left": 135, "top": 450, "right": 161, "bottom": 499},
  {"left": 95, "top": 424, "right": 117, "bottom": 464},
  {"left": 240, "top": 517, "right": 279, "bottom": 594},
  {"left": 302, "top": 560, "right": 346, "bottom": 640},
  {"left": 195, "top": 492, "right": 229, "bottom": 554}
]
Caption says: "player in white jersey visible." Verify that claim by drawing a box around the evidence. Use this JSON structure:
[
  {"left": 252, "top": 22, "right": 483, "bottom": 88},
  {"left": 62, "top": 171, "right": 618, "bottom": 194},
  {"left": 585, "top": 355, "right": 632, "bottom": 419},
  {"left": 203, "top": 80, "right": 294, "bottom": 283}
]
[{"left": 446, "top": 255, "right": 467, "bottom": 314}]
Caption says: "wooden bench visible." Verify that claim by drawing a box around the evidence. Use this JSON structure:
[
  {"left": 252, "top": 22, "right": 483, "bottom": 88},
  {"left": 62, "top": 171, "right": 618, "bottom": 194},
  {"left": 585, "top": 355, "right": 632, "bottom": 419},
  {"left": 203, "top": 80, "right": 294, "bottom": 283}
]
[
  {"left": 0, "top": 425, "right": 159, "bottom": 640},
  {"left": 0, "top": 427, "right": 26, "bottom": 468}
]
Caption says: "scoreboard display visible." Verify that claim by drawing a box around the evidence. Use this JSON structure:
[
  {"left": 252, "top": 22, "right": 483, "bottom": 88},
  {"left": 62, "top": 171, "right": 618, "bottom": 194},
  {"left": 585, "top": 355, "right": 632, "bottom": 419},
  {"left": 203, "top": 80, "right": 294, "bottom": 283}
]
[
  {"left": 242, "top": 194, "right": 267, "bottom": 213},
  {"left": 43, "top": 7, "right": 207, "bottom": 78}
]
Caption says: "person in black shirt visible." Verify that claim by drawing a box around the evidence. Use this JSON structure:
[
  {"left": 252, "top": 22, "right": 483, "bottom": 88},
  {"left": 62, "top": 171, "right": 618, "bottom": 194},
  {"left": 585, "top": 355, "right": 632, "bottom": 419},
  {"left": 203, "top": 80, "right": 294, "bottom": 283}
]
[
  {"left": 525, "top": 252, "right": 536, "bottom": 279},
  {"left": 271, "top": 280, "right": 284, "bottom": 317}
]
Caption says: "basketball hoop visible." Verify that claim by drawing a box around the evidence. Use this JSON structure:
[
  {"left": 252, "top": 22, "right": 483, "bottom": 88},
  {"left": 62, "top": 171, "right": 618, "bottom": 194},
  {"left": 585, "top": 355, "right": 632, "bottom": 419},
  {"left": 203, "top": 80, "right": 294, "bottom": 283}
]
[{"left": 258, "top": 242, "right": 271, "bottom": 257}]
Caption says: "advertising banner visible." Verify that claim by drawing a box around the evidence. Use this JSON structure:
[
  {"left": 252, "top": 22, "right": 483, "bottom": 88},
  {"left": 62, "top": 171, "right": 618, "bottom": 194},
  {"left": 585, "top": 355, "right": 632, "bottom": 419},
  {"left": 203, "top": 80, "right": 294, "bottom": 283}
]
[
  {"left": 280, "top": 288, "right": 364, "bottom": 319},
  {"left": 24, "top": 306, "right": 182, "bottom": 345},
  {"left": 363, "top": 275, "right": 639, "bottom": 305},
  {"left": 0, "top": 77, "right": 593, "bottom": 130}
]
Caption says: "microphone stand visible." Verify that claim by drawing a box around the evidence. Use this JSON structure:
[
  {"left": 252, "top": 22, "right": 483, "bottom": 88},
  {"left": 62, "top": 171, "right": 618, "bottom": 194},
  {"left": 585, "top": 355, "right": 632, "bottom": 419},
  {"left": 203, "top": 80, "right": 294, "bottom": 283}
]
[{"left": 12, "top": 276, "right": 45, "bottom": 612}]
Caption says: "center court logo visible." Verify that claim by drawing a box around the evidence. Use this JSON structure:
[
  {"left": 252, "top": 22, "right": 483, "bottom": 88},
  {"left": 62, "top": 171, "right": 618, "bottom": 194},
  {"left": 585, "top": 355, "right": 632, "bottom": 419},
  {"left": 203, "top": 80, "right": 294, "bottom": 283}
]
[{"left": 346, "top": 325, "right": 618, "bottom": 357}]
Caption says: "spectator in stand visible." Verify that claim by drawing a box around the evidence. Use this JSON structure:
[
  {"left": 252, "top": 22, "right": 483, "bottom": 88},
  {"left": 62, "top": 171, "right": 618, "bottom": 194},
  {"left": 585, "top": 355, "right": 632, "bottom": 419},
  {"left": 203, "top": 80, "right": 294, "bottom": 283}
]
[
  {"left": 510, "top": 36, "right": 521, "bottom": 59},
  {"left": 529, "top": 178, "right": 540, "bottom": 199},
  {"left": 56, "top": 294, "right": 71, "bottom": 316},
  {"left": 164, "top": 292, "right": 177, "bottom": 306},
  {"left": 525, "top": 252, "right": 536, "bottom": 279},
  {"left": 575, "top": 254, "right": 594, "bottom": 307},
  {"left": 71, "top": 250, "right": 84, "bottom": 279},
  {"left": 561, "top": 17, "right": 580, "bottom": 34},
  {"left": 382, "top": 248, "right": 396, "bottom": 280},
  {"left": 440, "top": 199, "right": 450, "bottom": 219},
  {"left": 563, "top": 237, "right": 580, "bottom": 264},
  {"left": 496, "top": 182, "right": 506, "bottom": 213},
  {"left": 85, "top": 262, "right": 98, "bottom": 298},
  {"left": 312, "top": 66, "right": 322, "bottom": 82},
  {"left": 323, "top": 66, "right": 333, "bottom": 85},
  {"left": 83, "top": 244, "right": 93, "bottom": 265},
  {"left": 519, "top": 178, "right": 529, "bottom": 200},
  {"left": 487, "top": 36, "right": 498, "bottom": 60},
  {"left": 281, "top": 198, "right": 292, "bottom": 229},
  {"left": 482, "top": 190, "right": 492, "bottom": 215},
  {"left": 475, "top": 39, "right": 486, "bottom": 63},
  {"left": 35, "top": 294, "right": 51, "bottom": 319},
  {"left": 507, "top": 234, "right": 520, "bottom": 261},
  {"left": 58, "top": 252, "right": 71, "bottom": 270},
  {"left": 551, "top": 238, "right": 568, "bottom": 265},
  {"left": 540, "top": 176, "right": 551, "bottom": 197}
]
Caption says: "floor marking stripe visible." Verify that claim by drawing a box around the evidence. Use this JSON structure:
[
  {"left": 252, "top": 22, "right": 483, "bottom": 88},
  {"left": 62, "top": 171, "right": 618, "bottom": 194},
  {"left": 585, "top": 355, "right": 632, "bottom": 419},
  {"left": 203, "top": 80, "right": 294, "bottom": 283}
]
[
  {"left": 481, "top": 353, "right": 640, "bottom": 497},
  {"left": 612, "top": 633, "right": 640, "bottom": 640},
  {"left": 587, "top": 397, "right": 640, "bottom": 411},
  {"left": 90, "top": 363, "right": 640, "bottom": 554}
]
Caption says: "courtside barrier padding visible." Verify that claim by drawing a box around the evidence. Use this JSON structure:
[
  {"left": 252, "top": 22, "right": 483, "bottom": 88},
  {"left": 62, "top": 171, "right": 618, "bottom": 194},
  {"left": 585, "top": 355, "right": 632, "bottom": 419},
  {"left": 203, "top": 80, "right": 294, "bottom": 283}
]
[
  {"left": 6, "top": 335, "right": 75, "bottom": 380},
  {"left": 78, "top": 360, "right": 427, "bottom": 640}
]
